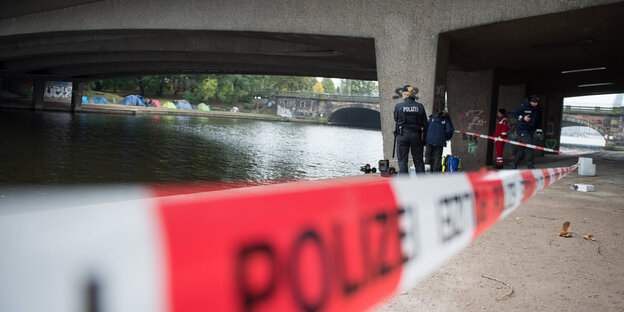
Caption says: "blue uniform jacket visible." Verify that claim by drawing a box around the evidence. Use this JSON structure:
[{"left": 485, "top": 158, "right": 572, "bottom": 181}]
[
  {"left": 426, "top": 111, "right": 454, "bottom": 147},
  {"left": 393, "top": 97, "right": 428, "bottom": 132},
  {"left": 509, "top": 99, "right": 543, "bottom": 136}
]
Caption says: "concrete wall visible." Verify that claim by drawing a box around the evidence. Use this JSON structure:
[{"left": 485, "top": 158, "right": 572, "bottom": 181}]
[{"left": 447, "top": 69, "right": 496, "bottom": 171}]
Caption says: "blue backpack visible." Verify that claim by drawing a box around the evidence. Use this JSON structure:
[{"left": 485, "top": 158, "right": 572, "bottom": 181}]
[{"left": 442, "top": 155, "right": 462, "bottom": 172}]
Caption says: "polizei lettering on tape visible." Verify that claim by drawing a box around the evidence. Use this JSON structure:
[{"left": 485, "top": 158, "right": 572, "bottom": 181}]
[
  {"left": 157, "top": 177, "right": 413, "bottom": 312},
  {"left": 234, "top": 207, "right": 416, "bottom": 312}
]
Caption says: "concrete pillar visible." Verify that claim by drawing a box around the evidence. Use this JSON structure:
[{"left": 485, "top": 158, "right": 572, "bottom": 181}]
[
  {"left": 33, "top": 80, "right": 44, "bottom": 110},
  {"left": 447, "top": 69, "right": 498, "bottom": 171},
  {"left": 71, "top": 81, "right": 83, "bottom": 112},
  {"left": 497, "top": 84, "right": 526, "bottom": 161},
  {"left": 606, "top": 114, "right": 623, "bottom": 150},
  {"left": 433, "top": 35, "right": 450, "bottom": 113},
  {"left": 543, "top": 96, "right": 563, "bottom": 154},
  {"left": 376, "top": 21, "right": 439, "bottom": 167}
]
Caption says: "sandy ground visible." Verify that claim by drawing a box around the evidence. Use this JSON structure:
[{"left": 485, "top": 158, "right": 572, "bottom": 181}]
[{"left": 376, "top": 151, "right": 624, "bottom": 312}]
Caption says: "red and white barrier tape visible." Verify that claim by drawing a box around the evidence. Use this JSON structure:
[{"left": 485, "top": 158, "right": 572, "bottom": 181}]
[
  {"left": 456, "top": 130, "right": 582, "bottom": 158},
  {"left": 0, "top": 163, "right": 579, "bottom": 312}
]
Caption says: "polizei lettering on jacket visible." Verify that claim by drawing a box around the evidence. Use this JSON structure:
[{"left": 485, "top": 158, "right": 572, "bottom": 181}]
[{"left": 402, "top": 106, "right": 420, "bottom": 113}]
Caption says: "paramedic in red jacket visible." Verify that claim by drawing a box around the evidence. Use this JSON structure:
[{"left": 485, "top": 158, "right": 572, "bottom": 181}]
[{"left": 494, "top": 108, "right": 509, "bottom": 169}]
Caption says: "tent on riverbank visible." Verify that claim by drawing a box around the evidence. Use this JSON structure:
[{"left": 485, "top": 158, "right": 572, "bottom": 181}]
[
  {"left": 162, "top": 101, "right": 177, "bottom": 109},
  {"left": 197, "top": 103, "right": 211, "bottom": 111},
  {"left": 119, "top": 95, "right": 146, "bottom": 106},
  {"left": 146, "top": 98, "right": 162, "bottom": 108},
  {"left": 82, "top": 96, "right": 108, "bottom": 104},
  {"left": 173, "top": 100, "right": 193, "bottom": 110}
]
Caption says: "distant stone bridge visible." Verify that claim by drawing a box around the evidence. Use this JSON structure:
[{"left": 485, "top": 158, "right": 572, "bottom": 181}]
[
  {"left": 259, "top": 91, "right": 381, "bottom": 128},
  {"left": 563, "top": 105, "right": 624, "bottom": 150}
]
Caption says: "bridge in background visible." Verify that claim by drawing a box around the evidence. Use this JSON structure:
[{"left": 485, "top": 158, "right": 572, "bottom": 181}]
[
  {"left": 258, "top": 91, "right": 381, "bottom": 128},
  {"left": 562, "top": 105, "right": 624, "bottom": 150}
]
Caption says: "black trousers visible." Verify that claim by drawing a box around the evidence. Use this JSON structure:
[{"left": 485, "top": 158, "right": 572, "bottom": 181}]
[
  {"left": 513, "top": 134, "right": 534, "bottom": 168},
  {"left": 425, "top": 144, "right": 444, "bottom": 172},
  {"left": 397, "top": 132, "right": 424, "bottom": 174}
]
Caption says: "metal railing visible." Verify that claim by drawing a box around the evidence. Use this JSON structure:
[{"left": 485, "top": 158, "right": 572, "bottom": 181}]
[{"left": 563, "top": 105, "right": 621, "bottom": 113}]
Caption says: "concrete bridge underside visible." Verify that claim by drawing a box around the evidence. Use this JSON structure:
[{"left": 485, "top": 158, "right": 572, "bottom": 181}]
[{"left": 1, "top": 0, "right": 624, "bottom": 170}]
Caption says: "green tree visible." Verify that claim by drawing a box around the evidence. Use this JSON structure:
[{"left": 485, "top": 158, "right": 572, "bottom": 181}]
[
  {"left": 312, "top": 81, "right": 324, "bottom": 93},
  {"left": 267, "top": 76, "right": 311, "bottom": 92},
  {"left": 184, "top": 77, "right": 218, "bottom": 104},
  {"left": 303, "top": 77, "right": 318, "bottom": 92},
  {"left": 340, "top": 79, "right": 378, "bottom": 95},
  {"left": 321, "top": 78, "right": 336, "bottom": 93},
  {"left": 137, "top": 75, "right": 170, "bottom": 96},
  {"left": 198, "top": 78, "right": 218, "bottom": 100},
  {"left": 217, "top": 75, "right": 251, "bottom": 105}
]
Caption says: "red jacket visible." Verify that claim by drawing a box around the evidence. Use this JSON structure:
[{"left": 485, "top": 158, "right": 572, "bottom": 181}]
[{"left": 494, "top": 116, "right": 509, "bottom": 138}]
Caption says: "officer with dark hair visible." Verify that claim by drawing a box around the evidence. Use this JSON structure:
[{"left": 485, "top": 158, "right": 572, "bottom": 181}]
[
  {"left": 509, "top": 94, "right": 543, "bottom": 169},
  {"left": 425, "top": 110, "right": 454, "bottom": 172},
  {"left": 393, "top": 85, "right": 428, "bottom": 174}
]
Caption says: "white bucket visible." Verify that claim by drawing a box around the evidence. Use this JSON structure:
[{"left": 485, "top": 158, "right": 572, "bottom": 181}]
[{"left": 578, "top": 157, "right": 596, "bottom": 176}]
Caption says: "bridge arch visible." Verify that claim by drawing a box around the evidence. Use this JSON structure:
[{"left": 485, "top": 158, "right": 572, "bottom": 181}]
[
  {"left": 327, "top": 104, "right": 380, "bottom": 129},
  {"left": 561, "top": 115, "right": 609, "bottom": 138}
]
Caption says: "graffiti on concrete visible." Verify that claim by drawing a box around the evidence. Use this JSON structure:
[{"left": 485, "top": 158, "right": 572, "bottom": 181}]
[
  {"left": 467, "top": 142, "right": 477, "bottom": 156},
  {"left": 545, "top": 139, "right": 557, "bottom": 149},
  {"left": 462, "top": 133, "right": 478, "bottom": 143},
  {"left": 277, "top": 105, "right": 293, "bottom": 118},
  {"left": 461, "top": 109, "right": 487, "bottom": 130},
  {"left": 44, "top": 81, "right": 72, "bottom": 103}
]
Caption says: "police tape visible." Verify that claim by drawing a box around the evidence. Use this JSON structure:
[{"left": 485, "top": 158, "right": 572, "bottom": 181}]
[
  {"left": 456, "top": 130, "right": 582, "bottom": 158},
  {"left": 0, "top": 164, "right": 579, "bottom": 312}
]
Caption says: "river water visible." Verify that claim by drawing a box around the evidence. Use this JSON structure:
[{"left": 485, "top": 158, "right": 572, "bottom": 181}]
[{"left": 0, "top": 110, "right": 384, "bottom": 185}]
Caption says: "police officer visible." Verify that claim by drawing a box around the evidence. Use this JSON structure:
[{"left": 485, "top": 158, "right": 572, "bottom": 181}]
[
  {"left": 425, "top": 109, "right": 454, "bottom": 172},
  {"left": 393, "top": 85, "right": 428, "bottom": 174},
  {"left": 509, "top": 94, "right": 543, "bottom": 169}
]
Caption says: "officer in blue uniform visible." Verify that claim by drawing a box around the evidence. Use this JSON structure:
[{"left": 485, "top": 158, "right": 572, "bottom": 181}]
[
  {"left": 425, "top": 110, "right": 454, "bottom": 172},
  {"left": 509, "top": 94, "right": 543, "bottom": 169},
  {"left": 393, "top": 85, "right": 428, "bottom": 174}
]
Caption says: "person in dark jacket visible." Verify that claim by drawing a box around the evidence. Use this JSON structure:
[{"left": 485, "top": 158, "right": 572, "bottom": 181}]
[
  {"left": 425, "top": 110, "right": 454, "bottom": 172},
  {"left": 393, "top": 85, "right": 428, "bottom": 174},
  {"left": 508, "top": 94, "right": 543, "bottom": 169}
]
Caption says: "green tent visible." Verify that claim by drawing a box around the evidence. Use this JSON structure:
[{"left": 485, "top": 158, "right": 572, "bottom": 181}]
[
  {"left": 197, "top": 103, "right": 211, "bottom": 111},
  {"left": 162, "top": 101, "right": 177, "bottom": 109}
]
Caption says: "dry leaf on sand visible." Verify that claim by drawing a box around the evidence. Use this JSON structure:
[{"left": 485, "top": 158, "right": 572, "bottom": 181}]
[{"left": 562, "top": 221, "right": 571, "bottom": 232}]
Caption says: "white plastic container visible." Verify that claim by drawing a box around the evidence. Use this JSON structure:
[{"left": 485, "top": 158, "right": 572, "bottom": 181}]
[{"left": 578, "top": 157, "right": 596, "bottom": 176}]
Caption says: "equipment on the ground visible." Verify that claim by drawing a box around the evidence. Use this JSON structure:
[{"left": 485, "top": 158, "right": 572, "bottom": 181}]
[
  {"left": 392, "top": 124, "right": 402, "bottom": 158},
  {"left": 360, "top": 164, "right": 377, "bottom": 174},
  {"left": 378, "top": 159, "right": 389, "bottom": 173},
  {"left": 442, "top": 155, "right": 462, "bottom": 172}
]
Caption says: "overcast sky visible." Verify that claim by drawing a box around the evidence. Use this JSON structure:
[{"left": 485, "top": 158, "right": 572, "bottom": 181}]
[{"left": 564, "top": 93, "right": 623, "bottom": 107}]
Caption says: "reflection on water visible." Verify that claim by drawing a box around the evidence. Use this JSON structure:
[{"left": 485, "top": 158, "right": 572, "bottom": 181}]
[{"left": 0, "top": 110, "right": 383, "bottom": 184}]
